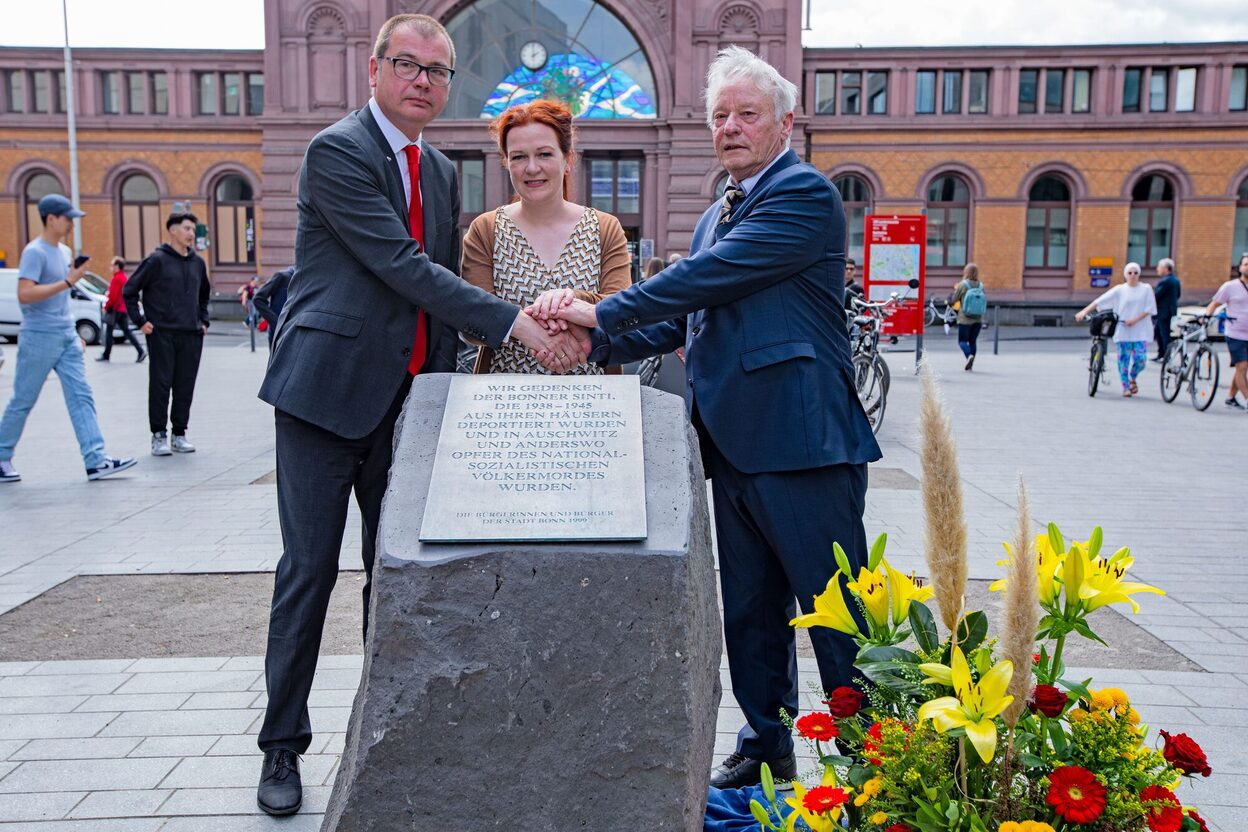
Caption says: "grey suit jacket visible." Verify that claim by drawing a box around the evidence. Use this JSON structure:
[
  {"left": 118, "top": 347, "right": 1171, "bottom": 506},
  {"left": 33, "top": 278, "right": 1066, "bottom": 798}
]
[{"left": 259, "top": 106, "right": 517, "bottom": 439}]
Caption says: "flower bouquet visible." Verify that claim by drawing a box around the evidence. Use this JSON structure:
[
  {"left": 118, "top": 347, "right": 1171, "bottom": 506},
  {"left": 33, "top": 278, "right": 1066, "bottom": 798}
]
[{"left": 746, "top": 368, "right": 1212, "bottom": 832}]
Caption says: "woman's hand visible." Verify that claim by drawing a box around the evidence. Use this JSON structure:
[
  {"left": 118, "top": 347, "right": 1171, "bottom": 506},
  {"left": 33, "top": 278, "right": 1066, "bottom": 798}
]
[{"left": 529, "top": 288, "right": 576, "bottom": 331}]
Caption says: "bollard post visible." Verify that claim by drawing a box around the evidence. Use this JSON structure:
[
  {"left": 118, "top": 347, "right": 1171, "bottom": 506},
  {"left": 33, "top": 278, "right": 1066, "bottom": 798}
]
[
  {"left": 915, "top": 332, "right": 924, "bottom": 371},
  {"left": 249, "top": 312, "right": 256, "bottom": 353},
  {"left": 993, "top": 304, "right": 1000, "bottom": 355}
]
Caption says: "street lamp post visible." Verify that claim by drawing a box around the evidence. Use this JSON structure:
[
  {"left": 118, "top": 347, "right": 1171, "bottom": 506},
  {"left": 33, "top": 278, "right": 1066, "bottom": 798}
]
[{"left": 61, "top": 0, "right": 82, "bottom": 255}]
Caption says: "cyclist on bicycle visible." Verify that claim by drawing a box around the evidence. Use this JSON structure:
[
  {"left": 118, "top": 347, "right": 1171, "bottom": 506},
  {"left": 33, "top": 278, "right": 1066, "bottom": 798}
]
[
  {"left": 1075, "top": 262, "right": 1157, "bottom": 397},
  {"left": 1206, "top": 252, "right": 1248, "bottom": 409}
]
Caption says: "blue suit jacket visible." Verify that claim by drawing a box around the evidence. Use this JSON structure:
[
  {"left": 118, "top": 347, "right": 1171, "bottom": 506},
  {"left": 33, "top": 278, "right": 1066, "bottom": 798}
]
[{"left": 588, "top": 150, "right": 882, "bottom": 474}]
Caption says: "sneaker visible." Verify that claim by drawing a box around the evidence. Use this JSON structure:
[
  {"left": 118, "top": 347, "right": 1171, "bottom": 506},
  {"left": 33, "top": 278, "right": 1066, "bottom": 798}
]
[
  {"left": 0, "top": 460, "right": 19, "bottom": 483},
  {"left": 1226, "top": 397, "right": 1245, "bottom": 410},
  {"left": 86, "top": 457, "right": 137, "bottom": 481},
  {"left": 151, "top": 432, "right": 172, "bottom": 456},
  {"left": 136, "top": 351, "right": 147, "bottom": 363},
  {"left": 965, "top": 354, "right": 975, "bottom": 371},
  {"left": 95, "top": 355, "right": 110, "bottom": 362},
  {"left": 171, "top": 434, "right": 196, "bottom": 454}
]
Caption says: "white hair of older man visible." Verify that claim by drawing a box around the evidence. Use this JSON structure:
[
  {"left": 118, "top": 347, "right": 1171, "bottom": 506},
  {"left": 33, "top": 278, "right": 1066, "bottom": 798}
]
[
  {"left": 704, "top": 45, "right": 798, "bottom": 128},
  {"left": 1158, "top": 257, "right": 1175, "bottom": 271}
]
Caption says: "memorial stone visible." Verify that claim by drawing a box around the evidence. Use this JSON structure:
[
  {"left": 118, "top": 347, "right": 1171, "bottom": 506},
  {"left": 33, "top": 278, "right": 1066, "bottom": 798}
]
[{"left": 322, "top": 374, "right": 721, "bottom": 832}]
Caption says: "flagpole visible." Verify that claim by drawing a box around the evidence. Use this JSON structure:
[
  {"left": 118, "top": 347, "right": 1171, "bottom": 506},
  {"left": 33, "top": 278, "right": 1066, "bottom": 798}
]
[{"left": 62, "top": 0, "right": 82, "bottom": 254}]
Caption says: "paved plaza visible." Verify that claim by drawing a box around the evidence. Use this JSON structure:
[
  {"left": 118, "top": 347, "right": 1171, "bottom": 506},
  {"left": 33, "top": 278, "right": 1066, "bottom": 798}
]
[{"left": 0, "top": 330, "right": 1243, "bottom": 830}]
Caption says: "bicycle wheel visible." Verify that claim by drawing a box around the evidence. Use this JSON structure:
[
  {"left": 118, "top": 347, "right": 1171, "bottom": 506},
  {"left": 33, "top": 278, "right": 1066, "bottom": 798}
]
[
  {"left": 1159, "top": 342, "right": 1183, "bottom": 402},
  {"left": 1189, "top": 345, "right": 1219, "bottom": 411},
  {"left": 875, "top": 354, "right": 891, "bottom": 396},
  {"left": 1087, "top": 340, "right": 1104, "bottom": 397},
  {"left": 853, "top": 353, "right": 886, "bottom": 434}
]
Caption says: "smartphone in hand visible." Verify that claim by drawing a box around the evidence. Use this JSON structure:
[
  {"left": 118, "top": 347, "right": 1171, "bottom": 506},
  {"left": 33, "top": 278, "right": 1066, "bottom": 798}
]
[{"left": 73, "top": 254, "right": 90, "bottom": 268}]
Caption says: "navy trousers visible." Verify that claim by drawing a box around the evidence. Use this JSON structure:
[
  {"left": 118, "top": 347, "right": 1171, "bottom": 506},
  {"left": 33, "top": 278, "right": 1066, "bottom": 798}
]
[
  {"left": 258, "top": 376, "right": 411, "bottom": 754},
  {"left": 702, "top": 436, "right": 868, "bottom": 760}
]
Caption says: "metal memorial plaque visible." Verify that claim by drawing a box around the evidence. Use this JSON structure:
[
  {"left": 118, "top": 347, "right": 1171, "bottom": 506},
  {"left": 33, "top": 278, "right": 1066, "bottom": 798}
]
[{"left": 418, "top": 375, "right": 647, "bottom": 541}]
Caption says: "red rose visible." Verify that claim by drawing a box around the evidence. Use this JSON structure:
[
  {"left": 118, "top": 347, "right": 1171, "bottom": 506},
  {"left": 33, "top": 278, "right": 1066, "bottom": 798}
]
[
  {"left": 795, "top": 712, "right": 838, "bottom": 742},
  {"left": 1046, "top": 765, "right": 1107, "bottom": 824},
  {"left": 1159, "top": 730, "right": 1211, "bottom": 777},
  {"left": 823, "top": 686, "right": 865, "bottom": 718},
  {"left": 1185, "top": 808, "right": 1210, "bottom": 832},
  {"left": 1140, "top": 785, "right": 1183, "bottom": 832},
  {"left": 883, "top": 825, "right": 913, "bottom": 832},
  {"left": 802, "top": 785, "right": 850, "bottom": 814},
  {"left": 1028, "top": 684, "right": 1068, "bottom": 718}
]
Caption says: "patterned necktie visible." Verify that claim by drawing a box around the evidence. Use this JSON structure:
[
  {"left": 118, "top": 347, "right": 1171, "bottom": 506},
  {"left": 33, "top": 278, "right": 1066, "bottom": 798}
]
[
  {"left": 403, "top": 143, "right": 428, "bottom": 375},
  {"left": 718, "top": 183, "right": 744, "bottom": 225}
]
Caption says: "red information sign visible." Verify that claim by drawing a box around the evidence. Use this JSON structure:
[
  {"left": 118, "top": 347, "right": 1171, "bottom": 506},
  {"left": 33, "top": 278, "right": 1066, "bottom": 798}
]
[{"left": 862, "top": 215, "right": 926, "bottom": 337}]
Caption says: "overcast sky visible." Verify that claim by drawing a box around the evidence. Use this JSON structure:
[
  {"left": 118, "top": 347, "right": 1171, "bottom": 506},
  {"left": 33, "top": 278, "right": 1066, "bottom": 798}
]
[{"left": 3, "top": 0, "right": 1247, "bottom": 50}]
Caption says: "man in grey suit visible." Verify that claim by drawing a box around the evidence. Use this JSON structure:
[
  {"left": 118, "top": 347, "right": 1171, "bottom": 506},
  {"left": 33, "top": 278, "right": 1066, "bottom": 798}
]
[{"left": 254, "top": 14, "right": 585, "bottom": 816}]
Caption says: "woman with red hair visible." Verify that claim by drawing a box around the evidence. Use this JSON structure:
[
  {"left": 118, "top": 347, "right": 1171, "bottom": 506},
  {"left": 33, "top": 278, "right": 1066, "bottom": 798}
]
[{"left": 461, "top": 99, "right": 630, "bottom": 373}]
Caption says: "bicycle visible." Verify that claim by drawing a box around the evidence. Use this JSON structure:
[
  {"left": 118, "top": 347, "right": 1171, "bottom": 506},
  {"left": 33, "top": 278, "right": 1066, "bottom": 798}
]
[
  {"left": 848, "top": 281, "right": 918, "bottom": 433},
  {"left": 924, "top": 296, "right": 957, "bottom": 330},
  {"left": 1159, "top": 315, "right": 1222, "bottom": 411},
  {"left": 1085, "top": 311, "right": 1117, "bottom": 397}
]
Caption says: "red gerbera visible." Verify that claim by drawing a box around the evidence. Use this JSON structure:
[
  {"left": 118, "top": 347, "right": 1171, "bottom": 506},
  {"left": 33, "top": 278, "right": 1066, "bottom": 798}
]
[
  {"left": 862, "top": 719, "right": 910, "bottom": 766},
  {"left": 1046, "top": 765, "right": 1107, "bottom": 824},
  {"left": 802, "top": 785, "right": 850, "bottom": 814},
  {"left": 1185, "top": 808, "right": 1210, "bottom": 832},
  {"left": 1140, "top": 785, "right": 1183, "bottom": 832},
  {"left": 795, "top": 712, "right": 839, "bottom": 742},
  {"left": 883, "top": 825, "right": 913, "bottom": 832}
]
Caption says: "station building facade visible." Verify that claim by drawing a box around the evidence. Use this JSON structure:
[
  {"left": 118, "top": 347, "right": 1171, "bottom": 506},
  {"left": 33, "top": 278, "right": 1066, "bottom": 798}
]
[{"left": 2, "top": 0, "right": 1246, "bottom": 310}]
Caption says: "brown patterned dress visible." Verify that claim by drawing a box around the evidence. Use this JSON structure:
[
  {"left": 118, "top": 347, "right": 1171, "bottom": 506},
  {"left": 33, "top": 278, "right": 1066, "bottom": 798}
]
[{"left": 486, "top": 206, "right": 605, "bottom": 375}]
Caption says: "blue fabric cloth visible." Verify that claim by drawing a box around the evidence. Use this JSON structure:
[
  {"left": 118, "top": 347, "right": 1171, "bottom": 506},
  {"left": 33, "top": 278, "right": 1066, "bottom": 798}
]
[{"left": 705, "top": 786, "right": 782, "bottom": 831}]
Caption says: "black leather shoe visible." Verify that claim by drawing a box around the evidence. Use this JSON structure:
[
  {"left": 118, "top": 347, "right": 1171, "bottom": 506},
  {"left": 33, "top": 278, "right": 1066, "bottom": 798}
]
[
  {"left": 709, "top": 750, "right": 797, "bottom": 789},
  {"left": 136, "top": 351, "right": 147, "bottom": 363},
  {"left": 257, "top": 749, "right": 302, "bottom": 816}
]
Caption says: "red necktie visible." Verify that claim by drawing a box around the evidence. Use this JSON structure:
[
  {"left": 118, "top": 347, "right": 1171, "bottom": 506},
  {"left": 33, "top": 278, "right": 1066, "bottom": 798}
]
[{"left": 403, "top": 143, "right": 428, "bottom": 375}]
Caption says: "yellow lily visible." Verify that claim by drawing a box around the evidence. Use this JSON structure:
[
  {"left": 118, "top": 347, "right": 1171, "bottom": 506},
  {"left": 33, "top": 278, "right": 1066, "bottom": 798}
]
[
  {"left": 884, "top": 560, "right": 933, "bottom": 624},
  {"left": 791, "top": 572, "right": 861, "bottom": 636},
  {"left": 990, "top": 535, "right": 1065, "bottom": 605},
  {"left": 916, "top": 646, "right": 1013, "bottom": 763},
  {"left": 847, "top": 565, "right": 890, "bottom": 631},
  {"left": 1078, "top": 546, "right": 1165, "bottom": 613}
]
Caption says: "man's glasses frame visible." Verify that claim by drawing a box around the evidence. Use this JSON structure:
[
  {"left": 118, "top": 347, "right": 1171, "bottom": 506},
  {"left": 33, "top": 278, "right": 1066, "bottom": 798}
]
[{"left": 382, "top": 56, "right": 455, "bottom": 87}]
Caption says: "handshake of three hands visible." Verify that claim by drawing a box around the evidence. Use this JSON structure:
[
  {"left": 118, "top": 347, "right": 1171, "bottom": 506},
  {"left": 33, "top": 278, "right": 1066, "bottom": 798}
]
[{"left": 510, "top": 288, "right": 599, "bottom": 374}]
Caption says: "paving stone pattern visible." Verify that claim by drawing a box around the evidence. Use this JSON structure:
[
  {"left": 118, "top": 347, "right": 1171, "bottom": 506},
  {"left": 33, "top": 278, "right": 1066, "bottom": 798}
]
[{"left": 0, "top": 336, "right": 1241, "bottom": 829}]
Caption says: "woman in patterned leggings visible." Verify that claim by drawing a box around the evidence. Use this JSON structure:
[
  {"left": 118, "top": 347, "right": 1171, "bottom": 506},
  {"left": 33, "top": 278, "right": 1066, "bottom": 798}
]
[
  {"left": 1076, "top": 262, "right": 1158, "bottom": 397},
  {"left": 460, "top": 100, "right": 631, "bottom": 375}
]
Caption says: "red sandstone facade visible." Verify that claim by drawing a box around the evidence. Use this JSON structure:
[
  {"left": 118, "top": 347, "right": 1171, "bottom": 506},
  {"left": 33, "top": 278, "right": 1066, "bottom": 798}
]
[{"left": 2, "top": 1, "right": 1246, "bottom": 308}]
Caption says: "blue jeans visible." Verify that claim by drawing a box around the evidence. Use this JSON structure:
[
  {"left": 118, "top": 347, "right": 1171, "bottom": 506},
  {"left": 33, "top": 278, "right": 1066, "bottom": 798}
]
[{"left": 0, "top": 329, "right": 107, "bottom": 468}]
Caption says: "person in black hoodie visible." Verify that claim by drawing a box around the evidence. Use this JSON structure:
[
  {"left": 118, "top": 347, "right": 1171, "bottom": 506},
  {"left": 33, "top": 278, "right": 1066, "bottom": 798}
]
[{"left": 123, "top": 212, "right": 211, "bottom": 456}]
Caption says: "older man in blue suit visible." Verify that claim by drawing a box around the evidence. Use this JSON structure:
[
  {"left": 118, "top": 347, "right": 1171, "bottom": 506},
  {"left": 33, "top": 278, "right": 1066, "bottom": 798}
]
[{"left": 531, "top": 46, "right": 882, "bottom": 789}]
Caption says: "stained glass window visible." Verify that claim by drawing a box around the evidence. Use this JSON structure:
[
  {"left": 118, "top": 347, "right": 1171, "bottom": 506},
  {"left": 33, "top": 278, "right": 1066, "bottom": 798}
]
[{"left": 445, "top": 0, "right": 657, "bottom": 120}]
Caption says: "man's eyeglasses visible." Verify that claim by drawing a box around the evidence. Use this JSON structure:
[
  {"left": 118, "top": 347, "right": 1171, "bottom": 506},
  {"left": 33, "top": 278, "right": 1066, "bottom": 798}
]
[{"left": 383, "top": 57, "right": 455, "bottom": 86}]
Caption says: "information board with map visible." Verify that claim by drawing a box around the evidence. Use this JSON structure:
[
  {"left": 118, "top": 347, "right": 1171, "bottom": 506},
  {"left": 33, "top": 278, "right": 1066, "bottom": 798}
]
[{"left": 863, "top": 215, "right": 926, "bottom": 336}]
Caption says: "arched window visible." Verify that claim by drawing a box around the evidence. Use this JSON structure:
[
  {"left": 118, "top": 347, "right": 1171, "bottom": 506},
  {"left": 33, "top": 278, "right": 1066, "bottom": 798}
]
[
  {"left": 1233, "top": 178, "right": 1248, "bottom": 272},
  {"left": 926, "top": 174, "right": 970, "bottom": 268},
  {"left": 1025, "top": 175, "right": 1071, "bottom": 269},
  {"left": 444, "top": 0, "right": 658, "bottom": 120},
  {"left": 212, "top": 175, "right": 255, "bottom": 266},
  {"left": 1127, "top": 174, "right": 1174, "bottom": 267},
  {"left": 23, "top": 171, "right": 61, "bottom": 244},
  {"left": 119, "top": 173, "right": 162, "bottom": 263},
  {"left": 833, "top": 174, "right": 872, "bottom": 265}
]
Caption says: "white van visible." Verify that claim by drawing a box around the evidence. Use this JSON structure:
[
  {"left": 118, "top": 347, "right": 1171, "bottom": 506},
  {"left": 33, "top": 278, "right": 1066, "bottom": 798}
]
[{"left": 0, "top": 268, "right": 107, "bottom": 345}]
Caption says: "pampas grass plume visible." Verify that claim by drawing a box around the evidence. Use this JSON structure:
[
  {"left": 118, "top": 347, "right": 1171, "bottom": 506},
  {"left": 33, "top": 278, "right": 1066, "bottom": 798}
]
[
  {"left": 1001, "top": 476, "right": 1039, "bottom": 729},
  {"left": 919, "top": 362, "right": 968, "bottom": 634}
]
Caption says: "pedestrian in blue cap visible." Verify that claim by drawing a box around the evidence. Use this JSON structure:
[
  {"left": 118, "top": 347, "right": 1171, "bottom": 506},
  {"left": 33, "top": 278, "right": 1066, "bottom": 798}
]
[{"left": 0, "top": 194, "right": 138, "bottom": 483}]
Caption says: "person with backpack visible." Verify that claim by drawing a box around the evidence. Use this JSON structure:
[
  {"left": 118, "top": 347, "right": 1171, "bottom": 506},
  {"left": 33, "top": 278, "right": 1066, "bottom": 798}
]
[{"left": 951, "top": 262, "right": 987, "bottom": 370}]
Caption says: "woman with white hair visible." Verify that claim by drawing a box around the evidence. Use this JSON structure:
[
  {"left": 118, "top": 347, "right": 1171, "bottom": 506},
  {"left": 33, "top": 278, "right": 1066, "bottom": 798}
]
[{"left": 1076, "top": 262, "right": 1157, "bottom": 397}]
